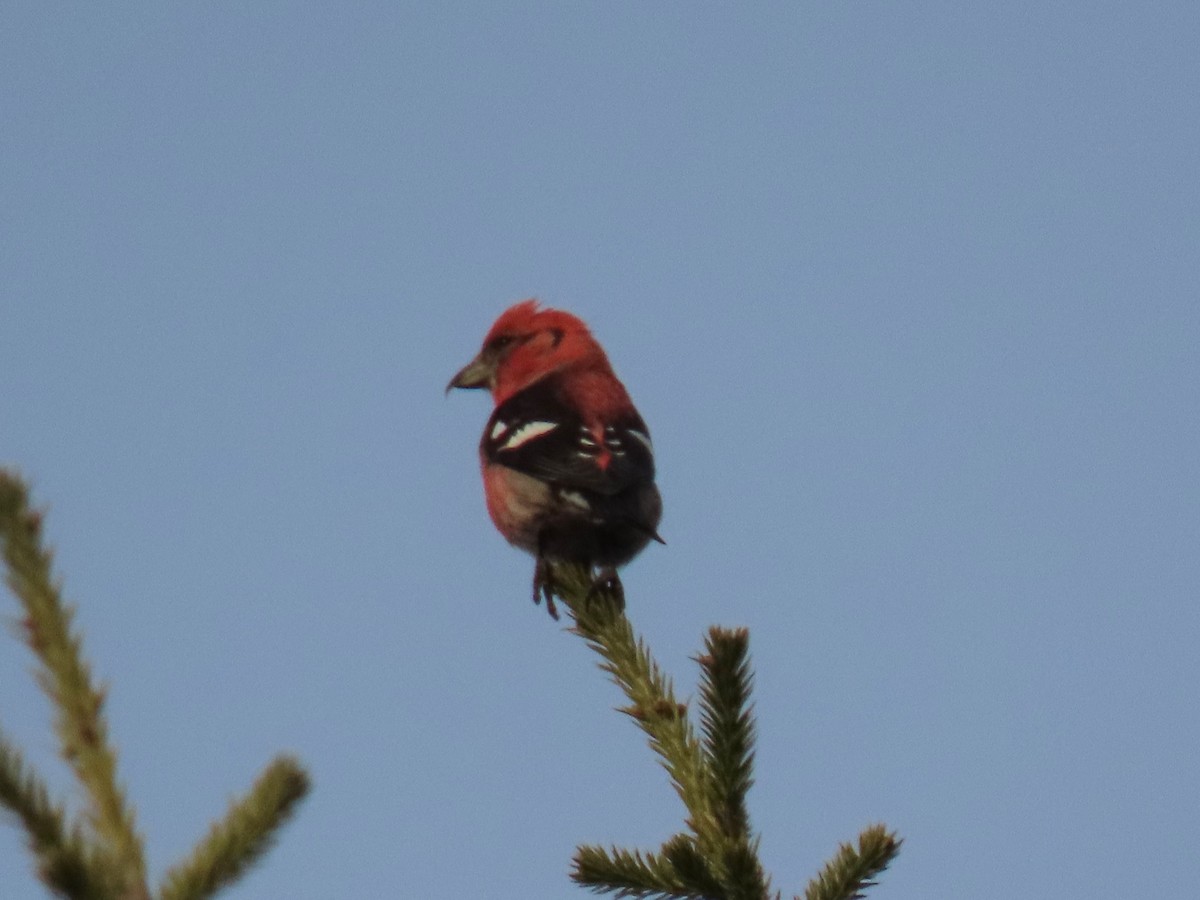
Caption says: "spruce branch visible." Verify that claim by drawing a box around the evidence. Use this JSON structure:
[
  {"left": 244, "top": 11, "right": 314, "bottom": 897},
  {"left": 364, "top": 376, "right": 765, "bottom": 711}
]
[
  {"left": 158, "top": 755, "right": 311, "bottom": 900},
  {"left": 697, "top": 629, "right": 755, "bottom": 843},
  {"left": 801, "top": 825, "right": 901, "bottom": 900},
  {"left": 573, "top": 844, "right": 693, "bottom": 898},
  {"left": 0, "top": 732, "right": 114, "bottom": 899},
  {"left": 551, "top": 562, "right": 898, "bottom": 900},
  {"left": 0, "top": 733, "right": 72, "bottom": 864},
  {"left": 0, "top": 472, "right": 147, "bottom": 896},
  {"left": 657, "top": 834, "right": 726, "bottom": 897},
  {"left": 1, "top": 470, "right": 310, "bottom": 898},
  {"left": 697, "top": 629, "right": 771, "bottom": 899},
  {"left": 557, "top": 566, "right": 722, "bottom": 863},
  {"left": 557, "top": 565, "right": 772, "bottom": 899}
]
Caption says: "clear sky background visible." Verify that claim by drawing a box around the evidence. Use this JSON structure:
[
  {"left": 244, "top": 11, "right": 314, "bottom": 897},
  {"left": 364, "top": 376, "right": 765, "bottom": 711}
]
[{"left": 2, "top": 4, "right": 1197, "bottom": 899}]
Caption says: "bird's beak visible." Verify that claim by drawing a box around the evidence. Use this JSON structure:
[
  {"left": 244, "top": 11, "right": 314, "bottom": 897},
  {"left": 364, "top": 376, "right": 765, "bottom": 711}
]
[{"left": 446, "top": 353, "right": 495, "bottom": 394}]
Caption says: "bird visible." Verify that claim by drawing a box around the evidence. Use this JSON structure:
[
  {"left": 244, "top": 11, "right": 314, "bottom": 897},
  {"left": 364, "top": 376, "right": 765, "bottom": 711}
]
[{"left": 447, "top": 300, "right": 663, "bottom": 619}]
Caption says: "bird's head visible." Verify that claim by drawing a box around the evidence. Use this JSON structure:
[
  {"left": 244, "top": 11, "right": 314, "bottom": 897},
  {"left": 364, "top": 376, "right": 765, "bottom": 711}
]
[{"left": 447, "top": 299, "right": 610, "bottom": 403}]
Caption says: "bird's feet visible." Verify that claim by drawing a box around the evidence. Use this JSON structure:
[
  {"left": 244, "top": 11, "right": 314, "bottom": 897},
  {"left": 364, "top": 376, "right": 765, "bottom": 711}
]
[
  {"left": 532, "top": 560, "right": 625, "bottom": 619},
  {"left": 532, "top": 556, "right": 559, "bottom": 620}
]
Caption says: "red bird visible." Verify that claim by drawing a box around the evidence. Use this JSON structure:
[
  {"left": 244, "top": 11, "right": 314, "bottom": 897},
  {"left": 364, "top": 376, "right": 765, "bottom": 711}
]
[{"left": 448, "top": 300, "right": 663, "bottom": 618}]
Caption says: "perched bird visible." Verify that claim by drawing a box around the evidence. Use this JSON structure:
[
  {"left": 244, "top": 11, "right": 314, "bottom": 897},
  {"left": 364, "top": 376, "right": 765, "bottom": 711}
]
[{"left": 448, "top": 300, "right": 663, "bottom": 618}]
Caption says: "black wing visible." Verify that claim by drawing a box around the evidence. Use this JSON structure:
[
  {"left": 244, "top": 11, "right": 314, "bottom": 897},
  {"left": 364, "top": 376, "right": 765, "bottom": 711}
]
[{"left": 481, "top": 379, "right": 655, "bottom": 496}]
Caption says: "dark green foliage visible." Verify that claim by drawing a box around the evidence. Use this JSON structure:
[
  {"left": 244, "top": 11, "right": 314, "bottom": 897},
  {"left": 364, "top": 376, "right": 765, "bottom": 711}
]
[
  {"left": 698, "top": 629, "right": 755, "bottom": 843},
  {"left": 659, "top": 834, "right": 728, "bottom": 897},
  {"left": 554, "top": 563, "right": 901, "bottom": 900},
  {"left": 573, "top": 844, "right": 696, "bottom": 898},
  {"left": 158, "top": 758, "right": 311, "bottom": 900},
  {"left": 0, "top": 736, "right": 111, "bottom": 899},
  {"left": 0, "top": 470, "right": 310, "bottom": 899},
  {"left": 803, "top": 826, "right": 902, "bottom": 900}
]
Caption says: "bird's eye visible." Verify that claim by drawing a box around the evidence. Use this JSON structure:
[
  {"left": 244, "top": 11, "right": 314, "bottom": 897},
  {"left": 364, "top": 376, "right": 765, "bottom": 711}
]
[{"left": 487, "top": 334, "right": 517, "bottom": 353}]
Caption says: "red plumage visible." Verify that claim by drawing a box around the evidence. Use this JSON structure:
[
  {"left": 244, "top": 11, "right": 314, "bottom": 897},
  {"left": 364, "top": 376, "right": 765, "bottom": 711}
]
[{"left": 448, "top": 300, "right": 663, "bottom": 618}]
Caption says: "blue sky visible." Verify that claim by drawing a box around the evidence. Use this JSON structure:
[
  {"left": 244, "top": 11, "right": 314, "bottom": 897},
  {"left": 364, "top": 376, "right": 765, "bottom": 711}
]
[{"left": 2, "top": 4, "right": 1197, "bottom": 898}]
